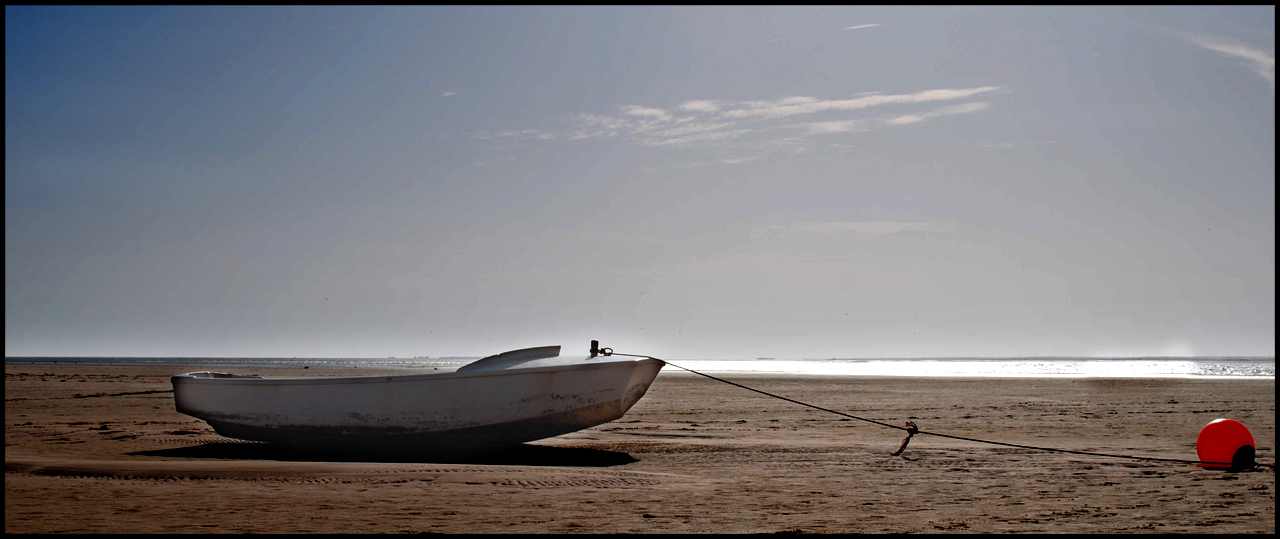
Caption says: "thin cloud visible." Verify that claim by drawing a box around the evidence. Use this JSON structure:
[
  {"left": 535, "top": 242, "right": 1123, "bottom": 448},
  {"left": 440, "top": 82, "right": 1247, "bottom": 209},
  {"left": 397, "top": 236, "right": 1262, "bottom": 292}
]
[
  {"left": 441, "top": 91, "right": 457, "bottom": 97},
  {"left": 718, "top": 87, "right": 1002, "bottom": 120},
  {"left": 1181, "top": 32, "right": 1275, "bottom": 89},
  {"left": 479, "top": 85, "right": 1003, "bottom": 150},
  {"left": 797, "top": 119, "right": 863, "bottom": 134},
  {"left": 640, "top": 121, "right": 737, "bottom": 140},
  {"left": 884, "top": 102, "right": 991, "bottom": 126},
  {"left": 679, "top": 100, "right": 722, "bottom": 112},
  {"left": 844, "top": 24, "right": 880, "bottom": 30},
  {"left": 637, "top": 128, "right": 752, "bottom": 148},
  {"left": 793, "top": 102, "right": 989, "bottom": 134},
  {"left": 620, "top": 105, "right": 672, "bottom": 121},
  {"left": 566, "top": 113, "right": 631, "bottom": 140}
]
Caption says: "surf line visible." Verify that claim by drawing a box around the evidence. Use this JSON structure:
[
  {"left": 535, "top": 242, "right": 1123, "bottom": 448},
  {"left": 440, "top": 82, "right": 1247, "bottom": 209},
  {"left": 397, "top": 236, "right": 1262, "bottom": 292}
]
[{"left": 602, "top": 349, "right": 1271, "bottom": 470}]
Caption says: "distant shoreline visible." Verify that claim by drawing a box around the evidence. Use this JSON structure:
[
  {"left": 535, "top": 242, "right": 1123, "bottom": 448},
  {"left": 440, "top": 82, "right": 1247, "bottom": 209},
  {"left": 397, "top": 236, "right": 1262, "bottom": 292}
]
[
  {"left": 6, "top": 355, "right": 1274, "bottom": 361},
  {"left": 3, "top": 356, "right": 1272, "bottom": 379}
]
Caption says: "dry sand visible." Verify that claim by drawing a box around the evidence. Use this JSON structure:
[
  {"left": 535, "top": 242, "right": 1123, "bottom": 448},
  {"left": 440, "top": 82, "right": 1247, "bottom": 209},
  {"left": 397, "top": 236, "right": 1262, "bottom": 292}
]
[{"left": 5, "top": 364, "right": 1274, "bottom": 533}]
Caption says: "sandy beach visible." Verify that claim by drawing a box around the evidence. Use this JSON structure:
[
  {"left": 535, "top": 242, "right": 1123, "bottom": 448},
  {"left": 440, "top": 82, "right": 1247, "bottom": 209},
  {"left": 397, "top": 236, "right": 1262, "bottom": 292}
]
[{"left": 5, "top": 364, "right": 1274, "bottom": 533}]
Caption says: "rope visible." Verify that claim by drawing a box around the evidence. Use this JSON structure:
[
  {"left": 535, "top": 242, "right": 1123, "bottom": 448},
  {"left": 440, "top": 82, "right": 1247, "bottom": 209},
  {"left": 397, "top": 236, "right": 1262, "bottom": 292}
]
[{"left": 606, "top": 350, "right": 1273, "bottom": 470}]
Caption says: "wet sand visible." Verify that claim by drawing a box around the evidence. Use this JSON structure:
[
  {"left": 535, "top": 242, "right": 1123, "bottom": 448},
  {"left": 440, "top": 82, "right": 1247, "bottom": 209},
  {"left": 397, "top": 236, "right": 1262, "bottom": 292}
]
[{"left": 5, "top": 364, "right": 1274, "bottom": 533}]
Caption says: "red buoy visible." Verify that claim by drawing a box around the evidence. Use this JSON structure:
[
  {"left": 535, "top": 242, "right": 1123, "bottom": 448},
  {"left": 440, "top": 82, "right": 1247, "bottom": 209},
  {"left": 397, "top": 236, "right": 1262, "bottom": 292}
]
[{"left": 1196, "top": 418, "right": 1257, "bottom": 469}]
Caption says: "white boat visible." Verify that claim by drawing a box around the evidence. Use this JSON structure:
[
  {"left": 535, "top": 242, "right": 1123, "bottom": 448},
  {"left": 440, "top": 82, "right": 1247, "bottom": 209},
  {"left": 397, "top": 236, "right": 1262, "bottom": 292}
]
[{"left": 171, "top": 344, "right": 664, "bottom": 452}]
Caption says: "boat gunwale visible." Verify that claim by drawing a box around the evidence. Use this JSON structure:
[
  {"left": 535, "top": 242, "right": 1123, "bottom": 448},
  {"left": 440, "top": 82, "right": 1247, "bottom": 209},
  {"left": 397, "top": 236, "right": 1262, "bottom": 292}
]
[{"left": 171, "top": 357, "right": 664, "bottom": 386}]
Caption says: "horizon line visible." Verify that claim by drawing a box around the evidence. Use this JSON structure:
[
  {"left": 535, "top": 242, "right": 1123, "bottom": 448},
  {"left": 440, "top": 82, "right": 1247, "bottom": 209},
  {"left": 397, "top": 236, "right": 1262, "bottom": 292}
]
[{"left": 5, "top": 355, "right": 1274, "bottom": 361}]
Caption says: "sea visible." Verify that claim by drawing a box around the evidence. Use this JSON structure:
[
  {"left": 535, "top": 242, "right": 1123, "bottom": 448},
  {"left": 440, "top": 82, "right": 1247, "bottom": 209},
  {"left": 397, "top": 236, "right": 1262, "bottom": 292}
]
[{"left": 4, "top": 356, "right": 1273, "bottom": 379}]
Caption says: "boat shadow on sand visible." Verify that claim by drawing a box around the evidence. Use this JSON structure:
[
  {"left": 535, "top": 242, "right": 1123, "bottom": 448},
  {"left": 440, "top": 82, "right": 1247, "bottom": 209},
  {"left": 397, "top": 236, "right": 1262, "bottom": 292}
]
[{"left": 129, "top": 442, "right": 638, "bottom": 467}]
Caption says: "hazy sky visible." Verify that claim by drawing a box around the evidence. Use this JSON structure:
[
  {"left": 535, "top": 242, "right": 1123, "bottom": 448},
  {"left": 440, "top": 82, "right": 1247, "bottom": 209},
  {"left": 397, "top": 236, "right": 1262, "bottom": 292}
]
[{"left": 5, "top": 6, "right": 1275, "bottom": 359}]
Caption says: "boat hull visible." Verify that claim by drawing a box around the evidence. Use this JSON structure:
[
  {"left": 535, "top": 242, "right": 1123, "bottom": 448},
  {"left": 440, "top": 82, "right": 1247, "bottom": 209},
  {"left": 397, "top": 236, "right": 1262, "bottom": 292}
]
[{"left": 172, "top": 358, "right": 663, "bottom": 452}]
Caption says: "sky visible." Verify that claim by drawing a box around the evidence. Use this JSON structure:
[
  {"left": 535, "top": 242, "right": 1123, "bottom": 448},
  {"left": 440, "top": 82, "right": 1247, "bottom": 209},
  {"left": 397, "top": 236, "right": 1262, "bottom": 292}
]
[{"left": 5, "top": 6, "right": 1275, "bottom": 359}]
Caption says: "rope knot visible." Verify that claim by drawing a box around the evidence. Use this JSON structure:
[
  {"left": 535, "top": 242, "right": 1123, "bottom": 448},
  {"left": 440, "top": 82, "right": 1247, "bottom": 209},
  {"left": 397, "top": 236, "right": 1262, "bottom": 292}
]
[{"left": 892, "top": 421, "right": 919, "bottom": 456}]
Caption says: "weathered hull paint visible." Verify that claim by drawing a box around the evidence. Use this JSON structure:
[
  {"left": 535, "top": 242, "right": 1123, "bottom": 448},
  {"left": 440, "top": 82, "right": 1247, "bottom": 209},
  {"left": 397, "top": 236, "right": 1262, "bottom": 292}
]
[{"left": 171, "top": 357, "right": 663, "bottom": 451}]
